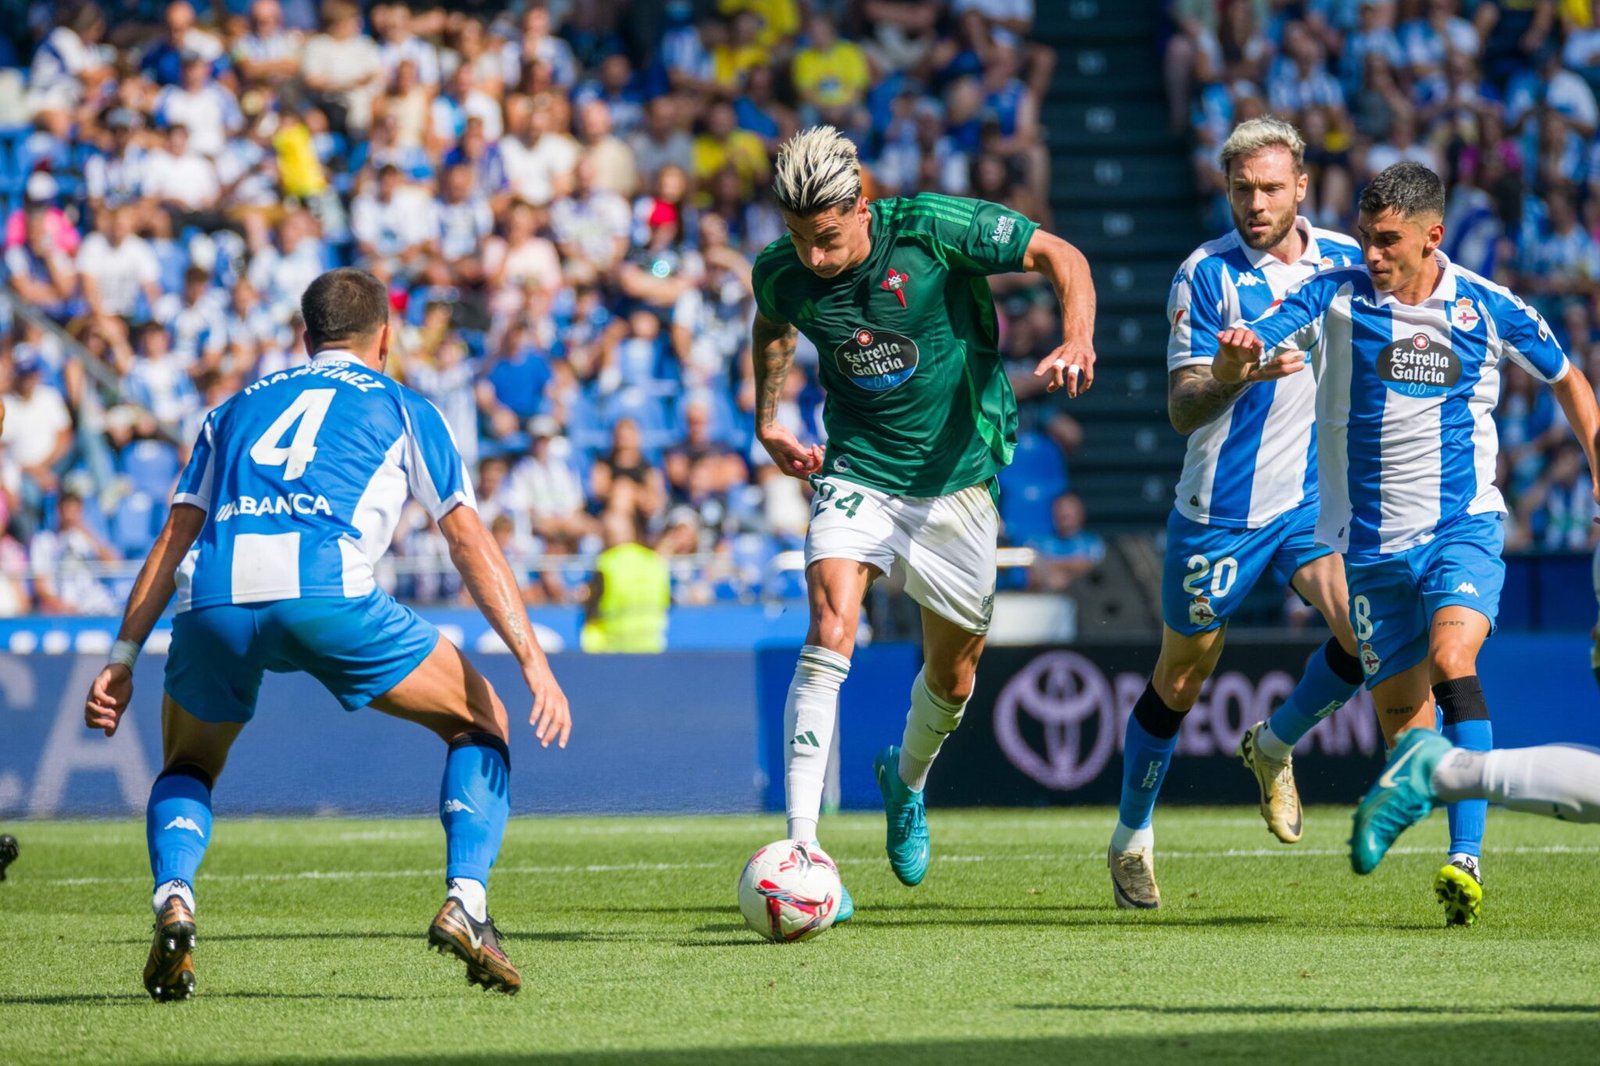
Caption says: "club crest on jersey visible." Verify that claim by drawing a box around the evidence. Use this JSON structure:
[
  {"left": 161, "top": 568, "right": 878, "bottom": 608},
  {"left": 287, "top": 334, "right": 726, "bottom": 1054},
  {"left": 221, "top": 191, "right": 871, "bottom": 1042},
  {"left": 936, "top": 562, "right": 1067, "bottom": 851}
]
[
  {"left": 1378, "top": 333, "right": 1461, "bottom": 399},
  {"left": 881, "top": 268, "right": 910, "bottom": 308},
  {"left": 835, "top": 327, "right": 919, "bottom": 392},
  {"left": 1359, "top": 642, "right": 1381, "bottom": 677},
  {"left": 1188, "top": 594, "right": 1216, "bottom": 627},
  {"left": 1451, "top": 298, "right": 1480, "bottom": 330}
]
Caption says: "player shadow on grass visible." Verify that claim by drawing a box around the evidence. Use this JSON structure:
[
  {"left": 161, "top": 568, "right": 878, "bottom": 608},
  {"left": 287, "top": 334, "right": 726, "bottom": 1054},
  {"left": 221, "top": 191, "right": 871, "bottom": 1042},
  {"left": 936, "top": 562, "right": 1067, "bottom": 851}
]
[
  {"left": 101, "top": 930, "right": 629, "bottom": 945},
  {"left": 1016, "top": 1003, "right": 1600, "bottom": 1017},
  {"left": 0, "top": 991, "right": 410, "bottom": 1005}
]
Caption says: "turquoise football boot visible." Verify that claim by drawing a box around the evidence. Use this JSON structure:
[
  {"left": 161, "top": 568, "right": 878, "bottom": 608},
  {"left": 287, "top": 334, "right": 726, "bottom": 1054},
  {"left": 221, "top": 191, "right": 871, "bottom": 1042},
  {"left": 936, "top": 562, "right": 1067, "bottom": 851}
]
[
  {"left": 1350, "top": 728, "right": 1452, "bottom": 875},
  {"left": 834, "top": 883, "right": 854, "bottom": 924},
  {"left": 873, "top": 745, "right": 930, "bottom": 886}
]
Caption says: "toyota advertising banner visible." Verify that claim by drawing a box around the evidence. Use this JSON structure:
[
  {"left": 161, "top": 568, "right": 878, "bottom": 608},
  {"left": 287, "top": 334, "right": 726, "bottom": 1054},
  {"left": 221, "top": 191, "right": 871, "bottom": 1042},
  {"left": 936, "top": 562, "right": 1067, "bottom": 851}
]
[{"left": 926, "top": 640, "right": 1386, "bottom": 808}]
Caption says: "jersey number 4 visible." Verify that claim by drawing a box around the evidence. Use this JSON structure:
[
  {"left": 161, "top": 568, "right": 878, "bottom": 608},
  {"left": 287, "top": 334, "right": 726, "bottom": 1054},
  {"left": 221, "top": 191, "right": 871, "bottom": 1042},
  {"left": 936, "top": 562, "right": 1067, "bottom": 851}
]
[{"left": 250, "top": 389, "right": 336, "bottom": 481}]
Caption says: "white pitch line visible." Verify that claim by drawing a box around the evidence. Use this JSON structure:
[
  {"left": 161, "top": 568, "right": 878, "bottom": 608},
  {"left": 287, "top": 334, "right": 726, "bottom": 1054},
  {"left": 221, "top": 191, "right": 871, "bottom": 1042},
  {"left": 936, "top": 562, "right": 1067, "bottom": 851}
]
[{"left": 33, "top": 844, "right": 1600, "bottom": 887}]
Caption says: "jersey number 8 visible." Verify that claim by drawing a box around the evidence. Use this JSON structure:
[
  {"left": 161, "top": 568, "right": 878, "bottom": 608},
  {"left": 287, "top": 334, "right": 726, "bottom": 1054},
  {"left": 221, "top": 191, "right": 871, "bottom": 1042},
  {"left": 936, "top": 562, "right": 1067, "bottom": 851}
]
[{"left": 249, "top": 389, "right": 337, "bottom": 482}]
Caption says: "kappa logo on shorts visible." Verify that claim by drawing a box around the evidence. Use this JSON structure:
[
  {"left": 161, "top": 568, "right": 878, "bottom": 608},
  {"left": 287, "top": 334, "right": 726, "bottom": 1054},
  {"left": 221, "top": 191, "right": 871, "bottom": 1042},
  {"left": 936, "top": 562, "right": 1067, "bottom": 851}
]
[
  {"left": 1188, "top": 594, "right": 1216, "bottom": 627},
  {"left": 1359, "top": 641, "right": 1382, "bottom": 677}
]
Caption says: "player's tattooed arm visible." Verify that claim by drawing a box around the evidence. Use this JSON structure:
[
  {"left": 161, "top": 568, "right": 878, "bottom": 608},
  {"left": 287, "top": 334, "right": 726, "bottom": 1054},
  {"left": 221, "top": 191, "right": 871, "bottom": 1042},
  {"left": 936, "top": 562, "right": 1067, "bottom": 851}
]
[
  {"left": 751, "top": 311, "right": 824, "bottom": 479},
  {"left": 751, "top": 311, "right": 797, "bottom": 433},
  {"left": 1168, "top": 365, "right": 1250, "bottom": 434}
]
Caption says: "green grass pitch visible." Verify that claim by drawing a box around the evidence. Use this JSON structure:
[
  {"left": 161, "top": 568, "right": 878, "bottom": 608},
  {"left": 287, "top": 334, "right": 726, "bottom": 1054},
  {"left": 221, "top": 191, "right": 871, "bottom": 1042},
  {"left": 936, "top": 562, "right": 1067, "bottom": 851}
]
[{"left": 3, "top": 808, "right": 1598, "bottom": 1065}]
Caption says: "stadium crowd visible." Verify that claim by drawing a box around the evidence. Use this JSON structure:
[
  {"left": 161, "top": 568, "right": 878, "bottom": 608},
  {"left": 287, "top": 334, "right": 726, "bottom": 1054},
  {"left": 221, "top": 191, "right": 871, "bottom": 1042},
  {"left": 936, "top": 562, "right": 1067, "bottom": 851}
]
[
  {"left": 1169, "top": 0, "right": 1600, "bottom": 553},
  {"left": 0, "top": 0, "right": 1082, "bottom": 616}
]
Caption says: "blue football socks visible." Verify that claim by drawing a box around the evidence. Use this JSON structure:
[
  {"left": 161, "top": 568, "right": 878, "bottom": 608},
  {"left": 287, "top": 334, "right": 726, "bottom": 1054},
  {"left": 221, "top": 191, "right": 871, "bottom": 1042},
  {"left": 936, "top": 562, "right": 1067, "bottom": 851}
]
[
  {"left": 1265, "top": 638, "right": 1364, "bottom": 751},
  {"left": 1435, "top": 677, "right": 1491, "bottom": 859},
  {"left": 1117, "top": 683, "right": 1185, "bottom": 835},
  {"left": 147, "top": 765, "right": 214, "bottom": 892},
  {"left": 440, "top": 733, "right": 511, "bottom": 885}
]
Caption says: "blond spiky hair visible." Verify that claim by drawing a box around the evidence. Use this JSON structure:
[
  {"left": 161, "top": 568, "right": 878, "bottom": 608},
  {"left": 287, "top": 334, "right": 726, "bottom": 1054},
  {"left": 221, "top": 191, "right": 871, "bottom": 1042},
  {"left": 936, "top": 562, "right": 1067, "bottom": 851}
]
[
  {"left": 772, "top": 126, "right": 862, "bottom": 215},
  {"left": 1219, "top": 116, "right": 1306, "bottom": 175}
]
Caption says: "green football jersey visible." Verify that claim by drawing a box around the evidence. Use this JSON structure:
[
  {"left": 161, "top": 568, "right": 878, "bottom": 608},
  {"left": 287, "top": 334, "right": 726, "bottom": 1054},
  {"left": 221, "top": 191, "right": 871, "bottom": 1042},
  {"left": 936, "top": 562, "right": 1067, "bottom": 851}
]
[{"left": 752, "top": 194, "right": 1039, "bottom": 497}]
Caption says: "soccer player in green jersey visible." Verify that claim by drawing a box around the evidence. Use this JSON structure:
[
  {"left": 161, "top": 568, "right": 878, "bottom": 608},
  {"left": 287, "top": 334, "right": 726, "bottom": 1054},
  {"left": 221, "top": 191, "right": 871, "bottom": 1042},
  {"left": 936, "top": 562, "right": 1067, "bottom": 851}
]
[{"left": 749, "top": 127, "right": 1097, "bottom": 914}]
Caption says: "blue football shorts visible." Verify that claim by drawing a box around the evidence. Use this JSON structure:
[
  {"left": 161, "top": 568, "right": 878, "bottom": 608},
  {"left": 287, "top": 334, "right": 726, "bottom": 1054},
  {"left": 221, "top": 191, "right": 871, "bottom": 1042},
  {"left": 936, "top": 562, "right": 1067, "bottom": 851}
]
[
  {"left": 164, "top": 591, "right": 442, "bottom": 723},
  {"left": 1343, "top": 510, "right": 1505, "bottom": 689},
  {"left": 1161, "top": 501, "right": 1333, "bottom": 635}
]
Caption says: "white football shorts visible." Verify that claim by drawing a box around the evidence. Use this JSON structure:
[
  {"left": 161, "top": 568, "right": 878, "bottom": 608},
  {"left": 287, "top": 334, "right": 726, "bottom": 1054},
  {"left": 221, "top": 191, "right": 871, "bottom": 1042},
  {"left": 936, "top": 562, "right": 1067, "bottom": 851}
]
[{"left": 804, "top": 475, "right": 999, "bottom": 634}]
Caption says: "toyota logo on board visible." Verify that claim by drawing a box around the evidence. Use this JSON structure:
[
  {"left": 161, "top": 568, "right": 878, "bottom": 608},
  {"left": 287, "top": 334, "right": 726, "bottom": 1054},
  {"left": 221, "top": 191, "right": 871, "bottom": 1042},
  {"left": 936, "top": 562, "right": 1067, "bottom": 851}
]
[{"left": 993, "top": 651, "right": 1118, "bottom": 790}]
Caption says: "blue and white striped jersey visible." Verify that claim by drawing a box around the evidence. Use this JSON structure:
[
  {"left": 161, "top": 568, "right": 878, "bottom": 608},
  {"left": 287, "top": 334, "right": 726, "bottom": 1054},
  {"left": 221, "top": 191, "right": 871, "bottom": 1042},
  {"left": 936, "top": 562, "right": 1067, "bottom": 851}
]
[
  {"left": 1167, "top": 219, "right": 1362, "bottom": 528},
  {"left": 171, "top": 351, "right": 476, "bottom": 611},
  {"left": 1245, "top": 252, "right": 1570, "bottom": 556}
]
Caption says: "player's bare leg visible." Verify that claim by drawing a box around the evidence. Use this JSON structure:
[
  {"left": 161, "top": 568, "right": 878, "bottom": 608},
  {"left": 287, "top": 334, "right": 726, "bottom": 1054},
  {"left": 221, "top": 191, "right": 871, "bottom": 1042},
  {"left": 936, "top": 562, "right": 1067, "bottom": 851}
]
[
  {"left": 875, "top": 608, "right": 984, "bottom": 887},
  {"left": 143, "top": 697, "right": 242, "bottom": 1001},
  {"left": 1110, "top": 624, "right": 1228, "bottom": 908},
  {"left": 1425, "top": 606, "right": 1493, "bottom": 925},
  {"left": 785, "top": 558, "right": 876, "bottom": 918},
  {"left": 1240, "top": 554, "right": 1364, "bottom": 842},
  {"left": 374, "top": 638, "right": 521, "bottom": 992}
]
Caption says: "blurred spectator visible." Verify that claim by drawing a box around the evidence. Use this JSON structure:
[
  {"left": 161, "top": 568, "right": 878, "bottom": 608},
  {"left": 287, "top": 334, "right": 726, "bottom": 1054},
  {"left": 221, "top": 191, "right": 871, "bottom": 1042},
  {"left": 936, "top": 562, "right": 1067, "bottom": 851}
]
[
  {"left": 510, "top": 415, "right": 595, "bottom": 551},
  {"left": 793, "top": 14, "right": 872, "bottom": 128},
  {"left": 550, "top": 154, "right": 632, "bottom": 286},
  {"left": 76, "top": 205, "right": 160, "bottom": 322},
  {"left": 145, "top": 124, "right": 221, "bottom": 216},
  {"left": 28, "top": 484, "right": 119, "bottom": 615},
  {"left": 591, "top": 416, "right": 667, "bottom": 525},
  {"left": 1511, "top": 441, "right": 1599, "bottom": 550},
  {"left": 6, "top": 200, "right": 80, "bottom": 322},
  {"left": 573, "top": 98, "right": 639, "bottom": 199},
  {"left": 4, "top": 353, "right": 73, "bottom": 530},
  {"left": 628, "top": 96, "right": 694, "bottom": 187},
  {"left": 301, "top": 0, "right": 384, "bottom": 135},
  {"left": 154, "top": 51, "right": 243, "bottom": 159},
  {"left": 233, "top": 0, "right": 304, "bottom": 88},
  {"left": 501, "top": 94, "right": 580, "bottom": 207},
  {"left": 1027, "top": 493, "right": 1105, "bottom": 593},
  {"left": 500, "top": 4, "right": 578, "bottom": 90},
  {"left": 580, "top": 508, "right": 670, "bottom": 653},
  {"left": 140, "top": 1, "right": 222, "bottom": 89},
  {"left": 692, "top": 99, "right": 769, "bottom": 202},
  {"left": 26, "top": 3, "right": 109, "bottom": 118},
  {"left": 6, "top": 172, "right": 81, "bottom": 255}
]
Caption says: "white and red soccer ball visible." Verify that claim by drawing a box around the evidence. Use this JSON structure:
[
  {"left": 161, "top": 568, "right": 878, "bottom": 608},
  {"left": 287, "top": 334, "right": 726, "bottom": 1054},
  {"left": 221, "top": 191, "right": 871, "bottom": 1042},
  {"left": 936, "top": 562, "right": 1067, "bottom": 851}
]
[{"left": 737, "top": 839, "right": 842, "bottom": 943}]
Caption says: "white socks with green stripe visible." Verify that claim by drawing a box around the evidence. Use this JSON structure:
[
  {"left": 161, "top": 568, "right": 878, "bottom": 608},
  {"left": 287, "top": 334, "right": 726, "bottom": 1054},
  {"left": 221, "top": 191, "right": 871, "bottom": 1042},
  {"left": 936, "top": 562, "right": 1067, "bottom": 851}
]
[
  {"left": 897, "top": 668, "right": 968, "bottom": 792},
  {"left": 784, "top": 644, "right": 851, "bottom": 842}
]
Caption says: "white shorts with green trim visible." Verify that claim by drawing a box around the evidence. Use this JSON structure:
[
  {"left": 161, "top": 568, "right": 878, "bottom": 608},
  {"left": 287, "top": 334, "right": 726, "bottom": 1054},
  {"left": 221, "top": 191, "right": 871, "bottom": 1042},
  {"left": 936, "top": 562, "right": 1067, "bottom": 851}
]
[{"left": 803, "top": 475, "right": 999, "bottom": 635}]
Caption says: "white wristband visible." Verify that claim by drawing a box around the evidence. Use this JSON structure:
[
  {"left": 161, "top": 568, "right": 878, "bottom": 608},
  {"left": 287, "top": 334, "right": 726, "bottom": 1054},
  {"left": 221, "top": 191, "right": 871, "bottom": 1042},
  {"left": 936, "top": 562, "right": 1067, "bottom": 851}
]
[{"left": 109, "top": 639, "right": 141, "bottom": 671}]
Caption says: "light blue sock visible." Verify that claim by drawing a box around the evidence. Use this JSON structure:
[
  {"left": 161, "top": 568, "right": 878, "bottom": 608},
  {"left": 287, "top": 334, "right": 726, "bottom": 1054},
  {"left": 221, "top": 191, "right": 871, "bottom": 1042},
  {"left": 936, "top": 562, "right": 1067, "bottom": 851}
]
[
  {"left": 1117, "top": 690, "right": 1183, "bottom": 832},
  {"left": 1443, "top": 719, "right": 1492, "bottom": 858},
  {"left": 1265, "top": 640, "right": 1363, "bottom": 749},
  {"left": 147, "top": 766, "right": 213, "bottom": 890},
  {"left": 440, "top": 733, "right": 511, "bottom": 884}
]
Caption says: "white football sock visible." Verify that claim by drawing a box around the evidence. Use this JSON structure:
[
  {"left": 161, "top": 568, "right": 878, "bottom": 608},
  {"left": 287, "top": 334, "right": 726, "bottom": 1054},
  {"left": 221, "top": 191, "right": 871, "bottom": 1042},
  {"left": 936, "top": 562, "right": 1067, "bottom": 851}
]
[
  {"left": 153, "top": 878, "right": 195, "bottom": 915},
  {"left": 1255, "top": 722, "right": 1295, "bottom": 761},
  {"left": 1110, "top": 822, "right": 1154, "bottom": 853},
  {"left": 1434, "top": 744, "right": 1600, "bottom": 823},
  {"left": 784, "top": 644, "right": 850, "bottom": 842},
  {"left": 897, "top": 668, "right": 967, "bottom": 792},
  {"left": 447, "top": 877, "right": 488, "bottom": 921}
]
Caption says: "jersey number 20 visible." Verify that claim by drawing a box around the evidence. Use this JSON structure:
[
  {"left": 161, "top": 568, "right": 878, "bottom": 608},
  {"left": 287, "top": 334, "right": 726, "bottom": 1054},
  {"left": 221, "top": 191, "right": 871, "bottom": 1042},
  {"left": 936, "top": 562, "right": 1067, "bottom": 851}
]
[{"left": 250, "top": 389, "right": 336, "bottom": 481}]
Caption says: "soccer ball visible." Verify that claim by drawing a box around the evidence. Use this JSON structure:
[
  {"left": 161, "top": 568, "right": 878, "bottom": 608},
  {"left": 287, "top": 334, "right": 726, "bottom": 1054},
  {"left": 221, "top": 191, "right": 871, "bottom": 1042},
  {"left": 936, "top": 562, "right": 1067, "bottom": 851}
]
[{"left": 737, "top": 839, "right": 842, "bottom": 943}]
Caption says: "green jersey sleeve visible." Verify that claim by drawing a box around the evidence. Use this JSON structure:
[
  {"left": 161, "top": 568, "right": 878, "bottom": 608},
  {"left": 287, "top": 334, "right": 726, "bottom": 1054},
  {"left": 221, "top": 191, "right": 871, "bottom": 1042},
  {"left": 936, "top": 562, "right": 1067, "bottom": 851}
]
[
  {"left": 752, "top": 240, "right": 800, "bottom": 323},
  {"left": 890, "top": 194, "right": 1039, "bottom": 277}
]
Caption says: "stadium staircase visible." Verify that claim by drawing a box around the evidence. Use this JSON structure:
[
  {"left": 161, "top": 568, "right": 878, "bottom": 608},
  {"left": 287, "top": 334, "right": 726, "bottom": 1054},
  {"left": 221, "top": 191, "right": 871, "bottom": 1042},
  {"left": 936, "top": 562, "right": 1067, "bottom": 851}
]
[{"left": 1031, "top": 1, "right": 1211, "bottom": 630}]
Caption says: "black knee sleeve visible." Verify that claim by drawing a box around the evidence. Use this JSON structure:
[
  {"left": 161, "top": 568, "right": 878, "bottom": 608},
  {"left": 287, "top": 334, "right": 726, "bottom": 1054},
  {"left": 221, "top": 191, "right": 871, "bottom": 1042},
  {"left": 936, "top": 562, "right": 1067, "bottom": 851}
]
[
  {"left": 449, "top": 731, "right": 511, "bottom": 770},
  {"left": 156, "top": 764, "right": 215, "bottom": 792},
  {"left": 1433, "top": 676, "right": 1489, "bottom": 724},
  {"left": 1323, "top": 638, "right": 1365, "bottom": 686},
  {"left": 1133, "top": 681, "right": 1187, "bottom": 740}
]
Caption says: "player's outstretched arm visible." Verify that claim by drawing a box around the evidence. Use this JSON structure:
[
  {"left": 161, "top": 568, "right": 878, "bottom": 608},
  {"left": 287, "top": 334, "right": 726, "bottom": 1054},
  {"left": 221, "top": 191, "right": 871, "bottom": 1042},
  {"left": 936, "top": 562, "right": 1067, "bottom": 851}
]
[
  {"left": 1549, "top": 367, "right": 1600, "bottom": 512},
  {"left": 751, "top": 311, "right": 824, "bottom": 480},
  {"left": 439, "top": 504, "right": 572, "bottom": 748},
  {"left": 1212, "top": 327, "right": 1308, "bottom": 385},
  {"left": 84, "top": 503, "right": 206, "bottom": 737},
  {"left": 1022, "top": 230, "right": 1096, "bottom": 397}
]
